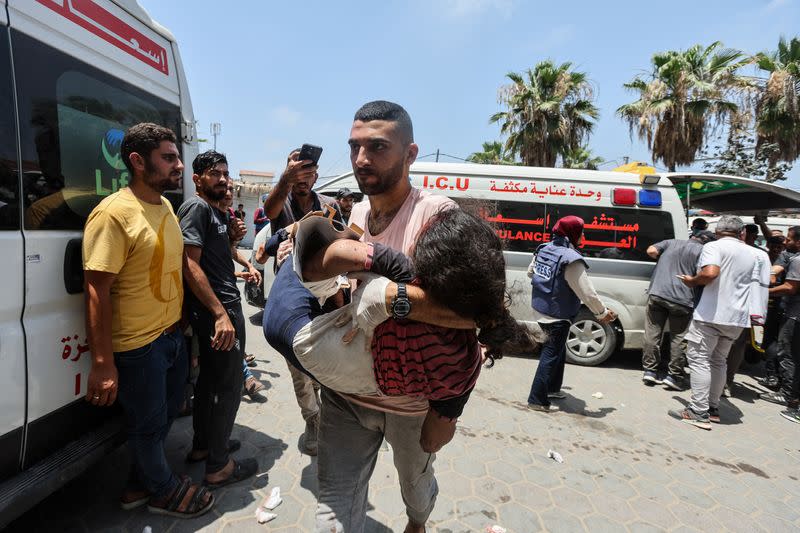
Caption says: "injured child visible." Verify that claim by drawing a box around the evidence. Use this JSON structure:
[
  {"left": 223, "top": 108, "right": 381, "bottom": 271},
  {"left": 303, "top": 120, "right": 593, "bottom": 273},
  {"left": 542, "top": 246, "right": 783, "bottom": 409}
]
[{"left": 262, "top": 207, "right": 540, "bottom": 419}]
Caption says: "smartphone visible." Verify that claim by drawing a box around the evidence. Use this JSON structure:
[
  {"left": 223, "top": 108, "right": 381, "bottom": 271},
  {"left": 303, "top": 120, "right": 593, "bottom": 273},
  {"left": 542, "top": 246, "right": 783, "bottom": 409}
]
[{"left": 298, "top": 144, "right": 323, "bottom": 168}]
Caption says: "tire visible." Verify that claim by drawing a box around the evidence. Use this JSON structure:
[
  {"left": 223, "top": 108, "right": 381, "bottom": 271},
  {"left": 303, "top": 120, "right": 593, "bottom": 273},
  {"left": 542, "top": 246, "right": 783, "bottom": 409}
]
[{"left": 565, "top": 309, "right": 618, "bottom": 366}]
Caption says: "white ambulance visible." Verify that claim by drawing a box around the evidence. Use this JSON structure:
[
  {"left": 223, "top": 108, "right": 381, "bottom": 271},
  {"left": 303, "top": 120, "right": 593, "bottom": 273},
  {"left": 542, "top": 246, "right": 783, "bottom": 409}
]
[
  {"left": 319, "top": 163, "right": 687, "bottom": 366},
  {"left": 319, "top": 163, "right": 800, "bottom": 367},
  {"left": 0, "top": 0, "right": 196, "bottom": 525}
]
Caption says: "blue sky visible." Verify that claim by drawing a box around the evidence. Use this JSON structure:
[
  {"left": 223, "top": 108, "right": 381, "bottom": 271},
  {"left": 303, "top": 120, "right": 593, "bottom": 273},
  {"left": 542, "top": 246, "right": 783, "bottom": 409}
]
[{"left": 143, "top": 0, "right": 800, "bottom": 187}]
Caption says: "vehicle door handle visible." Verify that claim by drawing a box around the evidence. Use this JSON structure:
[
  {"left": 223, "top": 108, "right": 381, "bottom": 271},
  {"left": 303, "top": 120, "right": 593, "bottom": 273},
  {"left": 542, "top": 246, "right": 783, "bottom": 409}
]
[{"left": 64, "top": 238, "right": 84, "bottom": 294}]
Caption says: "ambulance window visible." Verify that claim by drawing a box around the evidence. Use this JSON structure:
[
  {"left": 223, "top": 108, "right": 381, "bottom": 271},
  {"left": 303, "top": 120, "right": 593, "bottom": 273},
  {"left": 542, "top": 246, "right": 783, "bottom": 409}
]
[
  {"left": 545, "top": 204, "right": 675, "bottom": 261},
  {"left": 12, "top": 30, "right": 181, "bottom": 230},
  {"left": 467, "top": 199, "right": 549, "bottom": 254},
  {"left": 0, "top": 28, "right": 20, "bottom": 230},
  {"left": 486, "top": 200, "right": 675, "bottom": 261}
]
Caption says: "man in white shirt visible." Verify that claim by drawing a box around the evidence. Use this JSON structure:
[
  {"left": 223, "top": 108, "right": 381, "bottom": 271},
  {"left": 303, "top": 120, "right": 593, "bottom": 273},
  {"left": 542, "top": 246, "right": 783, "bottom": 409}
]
[{"left": 670, "top": 216, "right": 769, "bottom": 430}]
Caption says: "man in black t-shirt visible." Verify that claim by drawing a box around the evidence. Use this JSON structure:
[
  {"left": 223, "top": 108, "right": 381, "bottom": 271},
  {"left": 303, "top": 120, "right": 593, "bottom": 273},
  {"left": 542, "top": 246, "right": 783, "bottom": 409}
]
[
  {"left": 261, "top": 148, "right": 342, "bottom": 456},
  {"left": 178, "top": 150, "right": 258, "bottom": 488}
]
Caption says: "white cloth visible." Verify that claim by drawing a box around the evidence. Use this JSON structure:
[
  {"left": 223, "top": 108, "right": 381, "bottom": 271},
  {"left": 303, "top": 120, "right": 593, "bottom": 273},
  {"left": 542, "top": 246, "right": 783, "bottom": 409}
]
[
  {"left": 291, "top": 274, "right": 389, "bottom": 395},
  {"left": 693, "top": 237, "right": 758, "bottom": 327},
  {"left": 527, "top": 259, "right": 607, "bottom": 322},
  {"left": 748, "top": 246, "right": 771, "bottom": 324}
]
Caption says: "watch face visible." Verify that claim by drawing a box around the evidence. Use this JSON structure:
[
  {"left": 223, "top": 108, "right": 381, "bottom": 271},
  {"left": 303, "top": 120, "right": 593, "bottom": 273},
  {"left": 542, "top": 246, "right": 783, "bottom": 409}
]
[{"left": 393, "top": 299, "right": 411, "bottom": 318}]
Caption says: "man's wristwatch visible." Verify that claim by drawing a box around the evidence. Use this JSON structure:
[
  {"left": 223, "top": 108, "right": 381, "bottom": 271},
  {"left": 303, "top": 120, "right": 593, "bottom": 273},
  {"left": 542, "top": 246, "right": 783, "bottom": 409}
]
[{"left": 391, "top": 283, "right": 412, "bottom": 319}]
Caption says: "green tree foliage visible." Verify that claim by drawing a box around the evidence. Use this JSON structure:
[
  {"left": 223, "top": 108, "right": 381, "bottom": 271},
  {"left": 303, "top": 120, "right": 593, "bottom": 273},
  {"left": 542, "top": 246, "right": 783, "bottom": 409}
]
[
  {"left": 561, "top": 147, "right": 604, "bottom": 170},
  {"left": 490, "top": 61, "right": 599, "bottom": 167},
  {"left": 467, "top": 141, "right": 517, "bottom": 165},
  {"left": 701, "top": 120, "right": 792, "bottom": 182},
  {"left": 753, "top": 36, "right": 800, "bottom": 166},
  {"left": 617, "top": 42, "right": 749, "bottom": 171}
]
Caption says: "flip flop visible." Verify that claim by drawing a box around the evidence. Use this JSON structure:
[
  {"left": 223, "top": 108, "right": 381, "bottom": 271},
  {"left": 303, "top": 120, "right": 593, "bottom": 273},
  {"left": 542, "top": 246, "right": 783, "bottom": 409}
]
[
  {"left": 147, "top": 477, "right": 214, "bottom": 519},
  {"left": 203, "top": 457, "right": 259, "bottom": 489},
  {"left": 119, "top": 488, "right": 150, "bottom": 510},
  {"left": 185, "top": 439, "right": 242, "bottom": 464}
]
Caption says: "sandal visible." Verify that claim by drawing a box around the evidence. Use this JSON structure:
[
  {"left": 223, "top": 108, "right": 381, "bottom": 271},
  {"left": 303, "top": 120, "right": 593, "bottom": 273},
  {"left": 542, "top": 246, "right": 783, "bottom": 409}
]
[
  {"left": 204, "top": 457, "right": 259, "bottom": 489},
  {"left": 244, "top": 377, "right": 267, "bottom": 403},
  {"left": 245, "top": 353, "right": 257, "bottom": 367},
  {"left": 185, "top": 439, "right": 242, "bottom": 464},
  {"left": 119, "top": 488, "right": 150, "bottom": 510},
  {"left": 147, "top": 477, "right": 214, "bottom": 518}
]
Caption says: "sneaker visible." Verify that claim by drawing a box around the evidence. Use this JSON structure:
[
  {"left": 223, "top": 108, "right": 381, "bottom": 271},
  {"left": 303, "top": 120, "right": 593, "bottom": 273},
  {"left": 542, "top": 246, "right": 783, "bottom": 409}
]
[
  {"left": 708, "top": 407, "right": 721, "bottom": 424},
  {"left": 780, "top": 408, "right": 800, "bottom": 424},
  {"left": 642, "top": 371, "right": 658, "bottom": 385},
  {"left": 527, "top": 403, "right": 551, "bottom": 412},
  {"left": 721, "top": 385, "right": 730, "bottom": 398},
  {"left": 760, "top": 391, "right": 788, "bottom": 405},
  {"left": 547, "top": 391, "right": 567, "bottom": 399},
  {"left": 662, "top": 375, "right": 682, "bottom": 391},
  {"left": 668, "top": 408, "right": 711, "bottom": 430}
]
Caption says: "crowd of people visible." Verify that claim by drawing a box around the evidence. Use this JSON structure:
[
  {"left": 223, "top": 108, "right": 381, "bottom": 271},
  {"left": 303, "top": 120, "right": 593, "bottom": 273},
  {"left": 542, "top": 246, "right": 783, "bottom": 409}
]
[
  {"left": 525, "top": 209, "right": 798, "bottom": 429},
  {"left": 79, "top": 100, "right": 798, "bottom": 531},
  {"left": 640, "top": 216, "right": 796, "bottom": 427}
]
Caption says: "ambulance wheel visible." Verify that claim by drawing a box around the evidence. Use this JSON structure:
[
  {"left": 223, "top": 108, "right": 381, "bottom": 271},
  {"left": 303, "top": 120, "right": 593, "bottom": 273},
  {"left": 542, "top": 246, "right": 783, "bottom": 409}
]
[{"left": 565, "top": 310, "right": 617, "bottom": 366}]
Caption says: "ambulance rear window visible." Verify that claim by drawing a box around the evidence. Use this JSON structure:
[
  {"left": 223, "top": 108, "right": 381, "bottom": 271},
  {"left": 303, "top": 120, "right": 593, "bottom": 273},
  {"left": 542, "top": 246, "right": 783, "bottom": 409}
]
[
  {"left": 456, "top": 199, "right": 676, "bottom": 262},
  {"left": 13, "top": 30, "right": 181, "bottom": 230}
]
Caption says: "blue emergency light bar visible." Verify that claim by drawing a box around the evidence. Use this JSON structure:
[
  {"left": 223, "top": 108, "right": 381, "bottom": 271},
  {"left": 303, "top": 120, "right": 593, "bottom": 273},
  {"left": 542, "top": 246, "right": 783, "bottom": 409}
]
[{"left": 638, "top": 189, "right": 662, "bottom": 207}]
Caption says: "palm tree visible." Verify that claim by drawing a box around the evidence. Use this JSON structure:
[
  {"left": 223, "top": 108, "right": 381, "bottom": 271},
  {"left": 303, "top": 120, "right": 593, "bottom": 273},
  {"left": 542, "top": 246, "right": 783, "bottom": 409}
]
[
  {"left": 754, "top": 36, "right": 800, "bottom": 166},
  {"left": 467, "top": 141, "right": 516, "bottom": 165},
  {"left": 562, "top": 147, "right": 604, "bottom": 170},
  {"left": 490, "top": 61, "right": 599, "bottom": 167},
  {"left": 617, "top": 42, "right": 749, "bottom": 171}
]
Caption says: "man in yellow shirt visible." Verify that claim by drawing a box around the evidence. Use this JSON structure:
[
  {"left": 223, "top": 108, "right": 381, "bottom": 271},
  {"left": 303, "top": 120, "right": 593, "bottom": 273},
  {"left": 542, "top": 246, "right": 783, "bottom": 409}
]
[{"left": 83, "top": 123, "right": 213, "bottom": 518}]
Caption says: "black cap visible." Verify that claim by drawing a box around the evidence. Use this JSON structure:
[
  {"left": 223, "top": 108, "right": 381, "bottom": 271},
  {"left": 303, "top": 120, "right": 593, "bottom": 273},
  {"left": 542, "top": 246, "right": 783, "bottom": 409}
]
[
  {"left": 692, "top": 230, "right": 717, "bottom": 245},
  {"left": 336, "top": 187, "right": 355, "bottom": 199}
]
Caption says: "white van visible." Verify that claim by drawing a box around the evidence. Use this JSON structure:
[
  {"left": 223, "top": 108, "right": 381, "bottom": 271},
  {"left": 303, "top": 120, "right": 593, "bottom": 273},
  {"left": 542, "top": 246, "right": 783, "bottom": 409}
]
[
  {"left": 0, "top": 0, "right": 195, "bottom": 524},
  {"left": 318, "top": 162, "right": 689, "bottom": 366}
]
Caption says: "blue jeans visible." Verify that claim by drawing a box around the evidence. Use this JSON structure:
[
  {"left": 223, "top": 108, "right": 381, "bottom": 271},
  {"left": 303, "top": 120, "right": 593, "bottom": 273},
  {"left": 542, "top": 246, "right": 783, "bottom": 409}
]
[
  {"left": 114, "top": 329, "right": 188, "bottom": 499},
  {"left": 527, "top": 320, "right": 572, "bottom": 407}
]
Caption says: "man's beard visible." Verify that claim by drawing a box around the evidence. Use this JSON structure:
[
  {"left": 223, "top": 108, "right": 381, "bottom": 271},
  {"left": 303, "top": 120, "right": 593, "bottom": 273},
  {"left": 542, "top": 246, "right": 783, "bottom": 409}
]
[
  {"left": 144, "top": 160, "right": 181, "bottom": 192},
  {"left": 202, "top": 182, "right": 227, "bottom": 202},
  {"left": 354, "top": 159, "right": 406, "bottom": 196}
]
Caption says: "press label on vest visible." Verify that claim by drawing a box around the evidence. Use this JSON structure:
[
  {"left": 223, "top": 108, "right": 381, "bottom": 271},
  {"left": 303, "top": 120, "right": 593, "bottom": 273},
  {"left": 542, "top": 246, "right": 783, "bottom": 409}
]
[{"left": 534, "top": 261, "right": 552, "bottom": 279}]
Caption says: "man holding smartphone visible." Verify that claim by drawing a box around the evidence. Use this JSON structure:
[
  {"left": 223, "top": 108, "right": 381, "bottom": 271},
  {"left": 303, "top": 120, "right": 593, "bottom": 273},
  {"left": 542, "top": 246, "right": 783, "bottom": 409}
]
[{"left": 263, "top": 148, "right": 342, "bottom": 455}]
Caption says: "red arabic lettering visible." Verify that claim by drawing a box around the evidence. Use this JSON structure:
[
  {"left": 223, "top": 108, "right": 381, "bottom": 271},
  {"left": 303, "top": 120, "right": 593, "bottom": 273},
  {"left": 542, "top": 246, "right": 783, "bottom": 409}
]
[
  {"left": 486, "top": 215, "right": 545, "bottom": 226},
  {"left": 422, "top": 175, "right": 470, "bottom": 192},
  {"left": 496, "top": 229, "right": 552, "bottom": 242},
  {"left": 37, "top": 0, "right": 170, "bottom": 75},
  {"left": 61, "top": 334, "right": 90, "bottom": 362}
]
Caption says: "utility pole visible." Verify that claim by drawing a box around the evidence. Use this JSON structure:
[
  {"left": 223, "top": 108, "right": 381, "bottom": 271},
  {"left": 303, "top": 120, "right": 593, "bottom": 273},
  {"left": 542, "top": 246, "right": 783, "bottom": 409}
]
[
  {"left": 210, "top": 122, "right": 222, "bottom": 151},
  {"left": 435, "top": 149, "right": 440, "bottom": 162}
]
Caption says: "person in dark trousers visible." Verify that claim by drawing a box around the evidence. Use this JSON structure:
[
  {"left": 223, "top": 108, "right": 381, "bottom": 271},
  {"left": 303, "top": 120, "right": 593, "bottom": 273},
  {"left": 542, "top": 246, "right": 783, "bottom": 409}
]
[
  {"left": 642, "top": 231, "right": 716, "bottom": 390},
  {"left": 262, "top": 148, "right": 342, "bottom": 456},
  {"left": 763, "top": 252, "right": 800, "bottom": 423},
  {"left": 178, "top": 150, "right": 258, "bottom": 488},
  {"left": 526, "top": 216, "right": 617, "bottom": 411}
]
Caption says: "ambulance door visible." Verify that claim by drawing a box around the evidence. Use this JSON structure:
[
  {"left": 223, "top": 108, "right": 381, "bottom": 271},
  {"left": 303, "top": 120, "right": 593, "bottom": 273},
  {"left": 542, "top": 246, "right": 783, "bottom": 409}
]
[
  {"left": 8, "top": 1, "right": 182, "bottom": 467},
  {"left": 0, "top": 15, "right": 27, "bottom": 480}
]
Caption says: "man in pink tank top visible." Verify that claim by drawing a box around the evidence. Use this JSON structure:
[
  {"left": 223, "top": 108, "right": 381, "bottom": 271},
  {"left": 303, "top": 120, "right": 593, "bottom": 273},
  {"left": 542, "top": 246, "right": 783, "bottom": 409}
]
[{"left": 315, "top": 101, "right": 460, "bottom": 533}]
